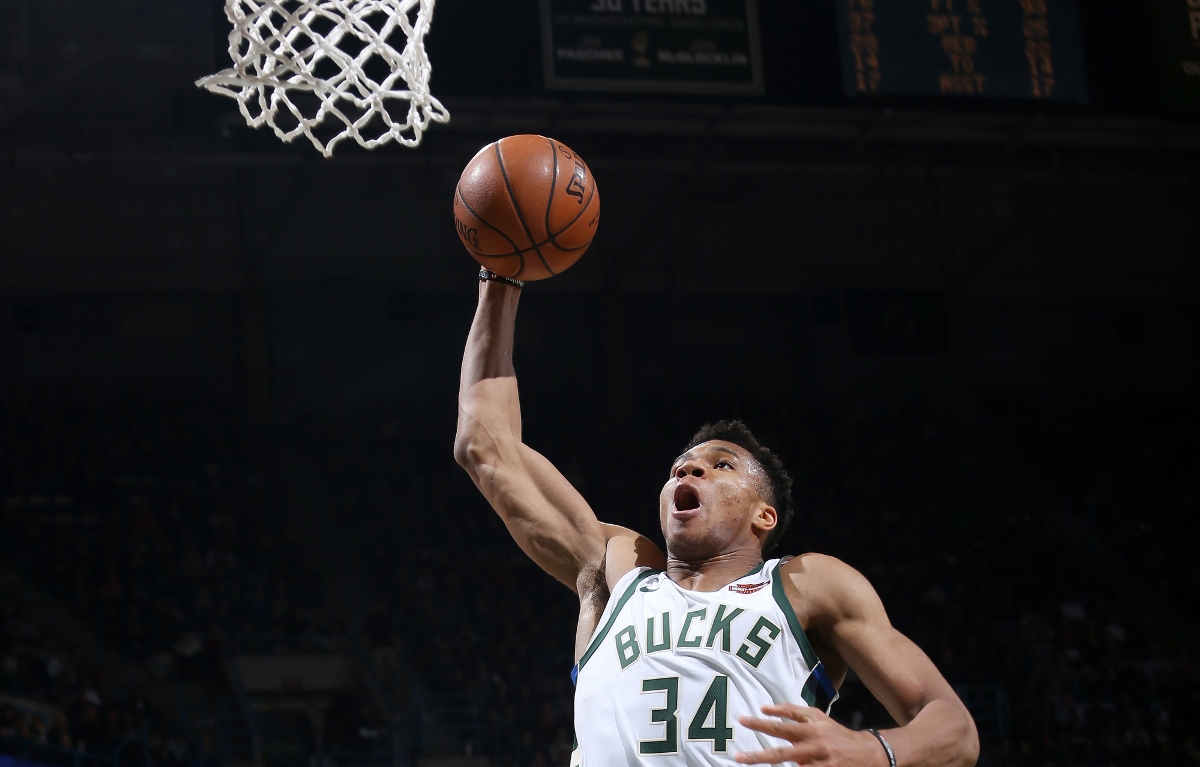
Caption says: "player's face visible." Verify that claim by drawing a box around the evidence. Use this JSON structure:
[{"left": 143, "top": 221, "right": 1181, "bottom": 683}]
[{"left": 658, "top": 440, "right": 775, "bottom": 561}]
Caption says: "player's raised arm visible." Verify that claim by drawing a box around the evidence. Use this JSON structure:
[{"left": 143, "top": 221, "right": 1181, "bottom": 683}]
[{"left": 454, "top": 279, "right": 628, "bottom": 592}]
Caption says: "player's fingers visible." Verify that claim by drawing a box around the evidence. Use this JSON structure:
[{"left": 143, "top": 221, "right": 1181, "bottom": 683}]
[
  {"left": 738, "top": 714, "right": 808, "bottom": 741},
  {"left": 758, "top": 702, "right": 821, "bottom": 723},
  {"left": 733, "top": 745, "right": 801, "bottom": 764}
]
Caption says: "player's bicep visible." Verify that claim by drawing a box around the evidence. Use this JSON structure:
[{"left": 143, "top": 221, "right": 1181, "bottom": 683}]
[
  {"left": 475, "top": 442, "right": 607, "bottom": 590},
  {"left": 837, "top": 620, "right": 957, "bottom": 725}
]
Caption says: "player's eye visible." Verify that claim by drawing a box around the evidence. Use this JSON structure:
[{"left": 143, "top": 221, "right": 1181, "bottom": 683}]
[{"left": 715, "top": 459, "right": 733, "bottom": 469}]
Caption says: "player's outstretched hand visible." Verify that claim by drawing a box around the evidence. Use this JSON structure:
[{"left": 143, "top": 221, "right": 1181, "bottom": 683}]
[{"left": 735, "top": 703, "right": 884, "bottom": 766}]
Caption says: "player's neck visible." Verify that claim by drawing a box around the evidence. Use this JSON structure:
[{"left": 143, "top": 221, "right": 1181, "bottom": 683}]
[{"left": 664, "top": 550, "right": 765, "bottom": 593}]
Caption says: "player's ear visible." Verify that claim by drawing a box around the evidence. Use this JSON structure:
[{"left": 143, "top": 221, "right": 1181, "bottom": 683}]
[{"left": 753, "top": 502, "right": 777, "bottom": 535}]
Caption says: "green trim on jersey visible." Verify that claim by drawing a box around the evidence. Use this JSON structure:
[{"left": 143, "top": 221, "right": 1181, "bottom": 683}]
[
  {"left": 577, "top": 568, "right": 660, "bottom": 671},
  {"left": 770, "top": 560, "right": 819, "bottom": 669}
]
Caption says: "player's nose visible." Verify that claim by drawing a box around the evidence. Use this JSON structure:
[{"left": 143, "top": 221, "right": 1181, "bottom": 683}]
[{"left": 675, "top": 461, "right": 705, "bottom": 479}]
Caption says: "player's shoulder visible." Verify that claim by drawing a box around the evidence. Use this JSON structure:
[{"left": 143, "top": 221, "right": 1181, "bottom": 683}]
[
  {"left": 778, "top": 552, "right": 879, "bottom": 605},
  {"left": 601, "top": 523, "right": 661, "bottom": 554},
  {"left": 601, "top": 523, "right": 667, "bottom": 589},
  {"left": 778, "top": 551, "right": 856, "bottom": 577}
]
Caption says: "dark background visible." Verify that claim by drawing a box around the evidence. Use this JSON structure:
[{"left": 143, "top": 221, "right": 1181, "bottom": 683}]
[{"left": 1, "top": 2, "right": 1198, "bottom": 767}]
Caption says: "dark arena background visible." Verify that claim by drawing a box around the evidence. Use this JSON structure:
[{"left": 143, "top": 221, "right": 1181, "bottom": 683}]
[{"left": 2, "top": 1, "right": 1199, "bottom": 767}]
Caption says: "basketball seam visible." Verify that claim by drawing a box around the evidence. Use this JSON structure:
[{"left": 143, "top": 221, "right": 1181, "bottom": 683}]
[
  {"left": 465, "top": 238, "right": 592, "bottom": 257},
  {"left": 455, "top": 185, "right": 527, "bottom": 276},
  {"left": 495, "top": 140, "right": 556, "bottom": 278},
  {"left": 544, "top": 137, "right": 559, "bottom": 252}
]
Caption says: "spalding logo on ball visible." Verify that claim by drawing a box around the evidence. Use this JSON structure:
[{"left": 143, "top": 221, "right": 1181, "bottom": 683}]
[{"left": 453, "top": 134, "right": 600, "bottom": 281}]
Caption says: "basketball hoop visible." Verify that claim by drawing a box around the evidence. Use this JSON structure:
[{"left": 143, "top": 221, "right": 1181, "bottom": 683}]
[{"left": 196, "top": 0, "right": 450, "bottom": 157}]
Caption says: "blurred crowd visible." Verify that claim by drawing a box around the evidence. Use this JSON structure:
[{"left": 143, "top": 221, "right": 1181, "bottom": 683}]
[
  {"left": 0, "top": 393, "right": 332, "bottom": 661},
  {"left": 0, "top": 587, "right": 208, "bottom": 767},
  {"left": 2, "top": 385, "right": 1197, "bottom": 767},
  {"left": 0, "top": 392, "right": 332, "bottom": 767}
]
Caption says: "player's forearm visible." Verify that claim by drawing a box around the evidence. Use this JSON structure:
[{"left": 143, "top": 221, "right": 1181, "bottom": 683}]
[
  {"left": 876, "top": 698, "right": 979, "bottom": 767},
  {"left": 462, "top": 280, "right": 521, "bottom": 383},
  {"left": 454, "top": 280, "right": 524, "bottom": 471}
]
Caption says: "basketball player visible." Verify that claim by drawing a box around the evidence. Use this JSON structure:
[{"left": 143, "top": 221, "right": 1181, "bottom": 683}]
[{"left": 454, "top": 276, "right": 979, "bottom": 767}]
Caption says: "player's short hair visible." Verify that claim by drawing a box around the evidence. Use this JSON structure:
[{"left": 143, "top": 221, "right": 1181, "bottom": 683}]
[{"left": 683, "top": 419, "right": 794, "bottom": 554}]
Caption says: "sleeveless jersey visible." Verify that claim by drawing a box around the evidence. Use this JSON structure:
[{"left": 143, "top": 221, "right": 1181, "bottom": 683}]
[{"left": 570, "top": 559, "right": 838, "bottom": 766}]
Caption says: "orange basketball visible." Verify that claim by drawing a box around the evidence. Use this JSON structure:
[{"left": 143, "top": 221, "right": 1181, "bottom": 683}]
[{"left": 453, "top": 134, "right": 600, "bottom": 281}]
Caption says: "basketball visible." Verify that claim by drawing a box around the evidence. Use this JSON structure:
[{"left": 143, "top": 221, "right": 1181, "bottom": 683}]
[{"left": 453, "top": 134, "right": 600, "bottom": 281}]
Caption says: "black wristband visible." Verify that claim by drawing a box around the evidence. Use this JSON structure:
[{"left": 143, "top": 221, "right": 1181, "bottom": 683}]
[
  {"left": 478, "top": 268, "right": 525, "bottom": 289},
  {"left": 866, "top": 729, "right": 897, "bottom": 767}
]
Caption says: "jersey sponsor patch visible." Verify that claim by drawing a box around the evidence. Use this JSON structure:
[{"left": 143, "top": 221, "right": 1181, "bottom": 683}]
[{"left": 728, "top": 580, "right": 770, "bottom": 594}]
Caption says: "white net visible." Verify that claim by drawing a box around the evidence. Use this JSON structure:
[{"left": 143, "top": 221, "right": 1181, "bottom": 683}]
[{"left": 196, "top": 0, "right": 449, "bottom": 157}]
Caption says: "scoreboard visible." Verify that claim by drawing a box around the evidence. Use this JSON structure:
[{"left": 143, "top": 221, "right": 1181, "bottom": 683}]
[
  {"left": 835, "top": 0, "right": 1089, "bottom": 102},
  {"left": 541, "top": 0, "right": 764, "bottom": 95}
]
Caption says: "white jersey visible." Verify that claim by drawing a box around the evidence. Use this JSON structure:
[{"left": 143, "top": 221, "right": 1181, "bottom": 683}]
[{"left": 571, "top": 559, "right": 838, "bottom": 766}]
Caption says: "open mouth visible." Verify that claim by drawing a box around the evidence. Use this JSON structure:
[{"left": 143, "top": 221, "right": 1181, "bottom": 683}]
[{"left": 673, "top": 484, "right": 701, "bottom": 512}]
